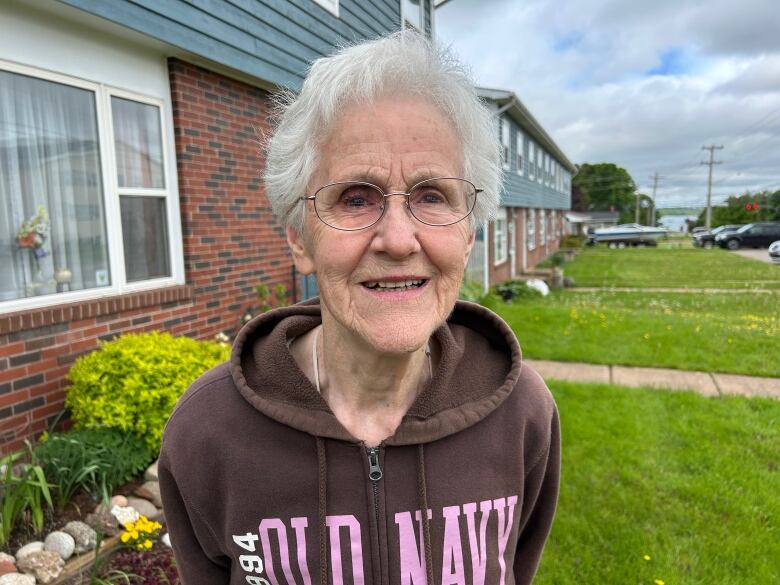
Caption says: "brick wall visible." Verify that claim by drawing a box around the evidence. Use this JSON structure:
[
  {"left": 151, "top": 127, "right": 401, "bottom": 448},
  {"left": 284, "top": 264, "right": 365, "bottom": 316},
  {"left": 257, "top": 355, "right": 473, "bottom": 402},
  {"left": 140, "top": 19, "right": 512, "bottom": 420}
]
[{"left": 0, "top": 59, "right": 293, "bottom": 454}]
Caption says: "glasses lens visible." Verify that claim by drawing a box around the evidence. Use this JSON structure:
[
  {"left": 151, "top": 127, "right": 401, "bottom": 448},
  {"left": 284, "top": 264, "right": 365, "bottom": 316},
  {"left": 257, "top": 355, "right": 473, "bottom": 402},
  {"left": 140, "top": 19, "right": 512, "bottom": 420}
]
[
  {"left": 409, "top": 178, "right": 477, "bottom": 225},
  {"left": 314, "top": 182, "right": 384, "bottom": 230}
]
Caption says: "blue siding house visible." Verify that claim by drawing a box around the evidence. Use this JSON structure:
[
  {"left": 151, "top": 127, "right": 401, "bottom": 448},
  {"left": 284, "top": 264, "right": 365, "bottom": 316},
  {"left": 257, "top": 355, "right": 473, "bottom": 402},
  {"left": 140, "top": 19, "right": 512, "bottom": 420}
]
[
  {"left": 467, "top": 87, "right": 576, "bottom": 288},
  {"left": 0, "top": 0, "right": 433, "bottom": 451}
]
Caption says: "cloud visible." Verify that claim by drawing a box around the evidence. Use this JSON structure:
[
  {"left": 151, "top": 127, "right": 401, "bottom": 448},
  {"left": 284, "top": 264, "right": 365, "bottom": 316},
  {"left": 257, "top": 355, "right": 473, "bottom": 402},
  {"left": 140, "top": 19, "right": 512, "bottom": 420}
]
[{"left": 435, "top": 0, "right": 780, "bottom": 206}]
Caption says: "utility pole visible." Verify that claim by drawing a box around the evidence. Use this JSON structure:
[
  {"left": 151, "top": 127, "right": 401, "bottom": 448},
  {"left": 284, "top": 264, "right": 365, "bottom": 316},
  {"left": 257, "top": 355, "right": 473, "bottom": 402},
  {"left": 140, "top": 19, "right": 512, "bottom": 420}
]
[
  {"left": 650, "top": 172, "right": 662, "bottom": 227},
  {"left": 701, "top": 145, "right": 724, "bottom": 230}
]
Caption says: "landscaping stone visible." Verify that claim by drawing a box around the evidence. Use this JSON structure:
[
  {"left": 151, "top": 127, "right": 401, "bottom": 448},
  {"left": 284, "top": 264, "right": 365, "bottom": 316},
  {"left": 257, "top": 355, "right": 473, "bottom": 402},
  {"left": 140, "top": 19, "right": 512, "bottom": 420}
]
[
  {"left": 43, "top": 531, "right": 75, "bottom": 561},
  {"left": 62, "top": 521, "right": 97, "bottom": 554},
  {"left": 110, "top": 495, "right": 128, "bottom": 508},
  {"left": 85, "top": 506, "right": 120, "bottom": 536},
  {"left": 16, "top": 550, "right": 64, "bottom": 584},
  {"left": 0, "top": 552, "right": 16, "bottom": 576},
  {"left": 126, "top": 497, "right": 159, "bottom": 519},
  {"left": 111, "top": 505, "right": 139, "bottom": 528},
  {"left": 0, "top": 574, "right": 36, "bottom": 585},
  {"left": 14, "top": 543, "right": 43, "bottom": 563},
  {"left": 161, "top": 533, "right": 171, "bottom": 548},
  {"left": 134, "top": 481, "right": 162, "bottom": 507},
  {"left": 144, "top": 460, "right": 159, "bottom": 482}
]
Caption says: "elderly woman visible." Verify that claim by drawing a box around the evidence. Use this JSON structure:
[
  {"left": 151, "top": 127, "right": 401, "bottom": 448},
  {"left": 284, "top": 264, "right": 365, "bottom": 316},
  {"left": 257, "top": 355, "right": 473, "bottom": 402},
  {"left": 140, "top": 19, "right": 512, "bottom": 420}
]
[{"left": 159, "top": 31, "right": 559, "bottom": 585}]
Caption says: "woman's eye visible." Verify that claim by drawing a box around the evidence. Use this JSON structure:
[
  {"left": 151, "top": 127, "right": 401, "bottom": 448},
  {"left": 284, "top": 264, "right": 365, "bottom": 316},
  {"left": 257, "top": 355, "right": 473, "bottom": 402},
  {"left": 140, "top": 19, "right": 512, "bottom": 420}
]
[
  {"left": 415, "top": 189, "right": 447, "bottom": 205},
  {"left": 340, "top": 187, "right": 379, "bottom": 208}
]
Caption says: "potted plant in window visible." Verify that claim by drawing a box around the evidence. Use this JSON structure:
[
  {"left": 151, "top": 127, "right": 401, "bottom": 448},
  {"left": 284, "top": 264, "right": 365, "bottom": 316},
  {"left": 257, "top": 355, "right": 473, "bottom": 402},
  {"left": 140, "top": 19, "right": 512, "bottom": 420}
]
[{"left": 16, "top": 204, "right": 50, "bottom": 290}]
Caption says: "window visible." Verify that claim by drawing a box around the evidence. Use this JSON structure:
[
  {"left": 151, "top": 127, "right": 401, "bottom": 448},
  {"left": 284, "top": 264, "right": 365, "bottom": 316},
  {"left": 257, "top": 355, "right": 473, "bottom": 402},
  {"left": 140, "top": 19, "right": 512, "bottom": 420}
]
[
  {"left": 402, "top": 0, "right": 423, "bottom": 30},
  {"left": 528, "top": 141, "right": 535, "bottom": 180},
  {"left": 312, "top": 0, "right": 339, "bottom": 17},
  {"left": 537, "top": 146, "right": 543, "bottom": 183},
  {"left": 494, "top": 214, "right": 508, "bottom": 264},
  {"left": 516, "top": 130, "right": 524, "bottom": 175},
  {"left": 526, "top": 209, "right": 536, "bottom": 250},
  {"left": 500, "top": 118, "right": 510, "bottom": 170},
  {"left": 539, "top": 209, "right": 546, "bottom": 241},
  {"left": 548, "top": 211, "right": 555, "bottom": 240},
  {"left": 0, "top": 62, "right": 179, "bottom": 309}
]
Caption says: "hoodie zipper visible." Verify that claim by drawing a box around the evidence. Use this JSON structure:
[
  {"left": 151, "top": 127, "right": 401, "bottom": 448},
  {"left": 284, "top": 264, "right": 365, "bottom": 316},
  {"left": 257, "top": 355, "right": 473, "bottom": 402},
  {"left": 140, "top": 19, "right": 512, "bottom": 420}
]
[{"left": 366, "top": 446, "right": 383, "bottom": 582}]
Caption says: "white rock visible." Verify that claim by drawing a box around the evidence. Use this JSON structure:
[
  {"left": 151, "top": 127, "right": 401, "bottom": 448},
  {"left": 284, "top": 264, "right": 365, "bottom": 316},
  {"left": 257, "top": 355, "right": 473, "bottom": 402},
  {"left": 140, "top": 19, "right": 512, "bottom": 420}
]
[
  {"left": 0, "top": 574, "right": 36, "bottom": 585},
  {"left": 526, "top": 278, "right": 550, "bottom": 296},
  {"left": 144, "top": 460, "right": 159, "bottom": 482},
  {"left": 14, "top": 543, "right": 43, "bottom": 562},
  {"left": 161, "top": 532, "right": 171, "bottom": 548},
  {"left": 43, "top": 531, "right": 75, "bottom": 561},
  {"left": 126, "top": 497, "right": 159, "bottom": 519},
  {"left": 16, "top": 551, "right": 64, "bottom": 584},
  {"left": 111, "top": 505, "right": 139, "bottom": 527},
  {"left": 110, "top": 495, "right": 128, "bottom": 508}
]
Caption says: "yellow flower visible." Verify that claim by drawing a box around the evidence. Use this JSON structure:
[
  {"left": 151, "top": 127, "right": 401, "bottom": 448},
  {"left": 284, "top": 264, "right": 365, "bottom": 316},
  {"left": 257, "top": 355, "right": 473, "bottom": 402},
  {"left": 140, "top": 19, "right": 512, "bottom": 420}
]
[
  {"left": 654, "top": 580, "right": 665, "bottom": 585},
  {"left": 644, "top": 555, "right": 651, "bottom": 561},
  {"left": 143, "top": 539, "right": 153, "bottom": 549},
  {"left": 120, "top": 533, "right": 131, "bottom": 543},
  {"left": 130, "top": 530, "right": 139, "bottom": 539}
]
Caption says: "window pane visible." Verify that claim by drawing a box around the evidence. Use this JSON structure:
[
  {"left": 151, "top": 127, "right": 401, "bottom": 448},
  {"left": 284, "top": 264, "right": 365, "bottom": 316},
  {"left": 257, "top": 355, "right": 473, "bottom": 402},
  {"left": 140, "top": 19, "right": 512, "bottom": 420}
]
[
  {"left": 403, "top": 0, "right": 422, "bottom": 28},
  {"left": 0, "top": 70, "right": 111, "bottom": 301},
  {"left": 111, "top": 97, "right": 164, "bottom": 189},
  {"left": 120, "top": 196, "right": 170, "bottom": 282}
]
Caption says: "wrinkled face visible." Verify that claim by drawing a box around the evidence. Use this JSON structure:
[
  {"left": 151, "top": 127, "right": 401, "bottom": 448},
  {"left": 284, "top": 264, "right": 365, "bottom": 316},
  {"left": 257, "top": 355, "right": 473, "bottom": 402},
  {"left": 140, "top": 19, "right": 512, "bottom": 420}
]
[{"left": 287, "top": 95, "right": 475, "bottom": 355}]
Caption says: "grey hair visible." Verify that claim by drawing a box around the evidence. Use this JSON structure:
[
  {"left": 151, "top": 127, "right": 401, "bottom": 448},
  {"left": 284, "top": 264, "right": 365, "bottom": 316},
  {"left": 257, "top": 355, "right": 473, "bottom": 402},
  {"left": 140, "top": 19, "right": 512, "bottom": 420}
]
[{"left": 263, "top": 30, "right": 501, "bottom": 232}]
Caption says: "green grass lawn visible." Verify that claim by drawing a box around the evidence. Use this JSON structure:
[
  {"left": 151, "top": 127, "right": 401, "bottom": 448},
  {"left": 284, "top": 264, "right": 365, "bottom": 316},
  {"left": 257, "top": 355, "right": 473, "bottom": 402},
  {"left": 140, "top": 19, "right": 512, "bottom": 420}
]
[
  {"left": 536, "top": 382, "right": 780, "bottom": 585},
  {"left": 488, "top": 290, "right": 780, "bottom": 377},
  {"left": 564, "top": 246, "right": 780, "bottom": 289}
]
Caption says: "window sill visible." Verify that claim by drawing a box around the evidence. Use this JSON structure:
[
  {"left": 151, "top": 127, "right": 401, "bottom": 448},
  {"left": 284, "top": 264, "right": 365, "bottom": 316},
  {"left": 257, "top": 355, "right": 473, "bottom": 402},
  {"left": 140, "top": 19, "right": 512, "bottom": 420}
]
[{"left": 0, "top": 284, "right": 193, "bottom": 336}]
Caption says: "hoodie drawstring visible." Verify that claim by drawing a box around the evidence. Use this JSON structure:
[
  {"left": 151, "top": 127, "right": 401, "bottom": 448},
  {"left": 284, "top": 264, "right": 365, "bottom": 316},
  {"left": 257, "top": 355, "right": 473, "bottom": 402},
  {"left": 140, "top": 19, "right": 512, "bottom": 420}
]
[
  {"left": 417, "top": 443, "right": 434, "bottom": 584},
  {"left": 317, "top": 437, "right": 328, "bottom": 585}
]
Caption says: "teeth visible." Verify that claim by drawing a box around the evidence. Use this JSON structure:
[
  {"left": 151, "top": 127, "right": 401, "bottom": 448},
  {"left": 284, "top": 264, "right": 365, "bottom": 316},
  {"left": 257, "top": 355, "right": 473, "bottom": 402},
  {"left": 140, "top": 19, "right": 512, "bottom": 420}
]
[{"left": 365, "top": 279, "right": 424, "bottom": 289}]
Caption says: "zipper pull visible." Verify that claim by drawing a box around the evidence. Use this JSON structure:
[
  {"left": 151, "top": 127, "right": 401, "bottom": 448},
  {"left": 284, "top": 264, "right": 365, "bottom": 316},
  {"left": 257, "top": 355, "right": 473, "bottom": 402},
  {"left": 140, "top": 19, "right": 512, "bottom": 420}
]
[{"left": 367, "top": 447, "right": 383, "bottom": 481}]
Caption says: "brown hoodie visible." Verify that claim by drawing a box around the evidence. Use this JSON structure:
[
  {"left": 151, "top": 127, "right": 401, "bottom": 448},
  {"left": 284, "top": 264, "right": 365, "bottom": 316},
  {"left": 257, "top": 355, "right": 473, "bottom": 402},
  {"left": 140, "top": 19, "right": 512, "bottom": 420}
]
[{"left": 159, "top": 300, "right": 560, "bottom": 585}]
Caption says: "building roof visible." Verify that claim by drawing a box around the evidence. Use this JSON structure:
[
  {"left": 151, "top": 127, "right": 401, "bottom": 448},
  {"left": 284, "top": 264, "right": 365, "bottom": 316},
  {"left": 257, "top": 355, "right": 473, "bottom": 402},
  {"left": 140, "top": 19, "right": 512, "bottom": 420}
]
[{"left": 477, "top": 86, "right": 577, "bottom": 175}]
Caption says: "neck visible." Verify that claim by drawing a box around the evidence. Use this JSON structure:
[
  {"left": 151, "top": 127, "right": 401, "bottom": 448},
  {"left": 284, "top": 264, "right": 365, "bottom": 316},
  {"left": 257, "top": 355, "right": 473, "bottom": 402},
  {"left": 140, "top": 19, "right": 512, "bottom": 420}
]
[{"left": 292, "top": 319, "right": 433, "bottom": 446}]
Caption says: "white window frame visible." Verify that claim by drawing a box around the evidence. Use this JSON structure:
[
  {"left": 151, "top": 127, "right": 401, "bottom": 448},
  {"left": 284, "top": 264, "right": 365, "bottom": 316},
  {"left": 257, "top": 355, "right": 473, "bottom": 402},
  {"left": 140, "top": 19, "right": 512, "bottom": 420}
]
[
  {"left": 0, "top": 59, "right": 183, "bottom": 314},
  {"left": 516, "top": 130, "right": 524, "bottom": 176},
  {"left": 527, "top": 208, "right": 536, "bottom": 251},
  {"left": 528, "top": 140, "right": 535, "bottom": 180},
  {"left": 500, "top": 118, "right": 510, "bottom": 170},
  {"left": 548, "top": 211, "right": 555, "bottom": 240},
  {"left": 537, "top": 146, "right": 543, "bottom": 183},
  {"left": 539, "top": 209, "right": 546, "bottom": 241},
  {"left": 312, "top": 0, "right": 339, "bottom": 17},
  {"left": 494, "top": 214, "right": 508, "bottom": 265}
]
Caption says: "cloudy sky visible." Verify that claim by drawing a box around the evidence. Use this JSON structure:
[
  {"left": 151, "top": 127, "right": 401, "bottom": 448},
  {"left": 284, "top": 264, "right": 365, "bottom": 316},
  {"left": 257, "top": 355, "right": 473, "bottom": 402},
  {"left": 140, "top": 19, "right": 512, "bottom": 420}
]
[{"left": 435, "top": 0, "right": 780, "bottom": 208}]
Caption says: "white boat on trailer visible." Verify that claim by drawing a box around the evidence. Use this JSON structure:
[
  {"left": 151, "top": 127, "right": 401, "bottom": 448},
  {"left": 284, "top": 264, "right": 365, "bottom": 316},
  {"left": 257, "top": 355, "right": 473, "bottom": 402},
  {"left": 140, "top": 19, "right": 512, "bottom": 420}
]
[{"left": 588, "top": 223, "right": 669, "bottom": 247}]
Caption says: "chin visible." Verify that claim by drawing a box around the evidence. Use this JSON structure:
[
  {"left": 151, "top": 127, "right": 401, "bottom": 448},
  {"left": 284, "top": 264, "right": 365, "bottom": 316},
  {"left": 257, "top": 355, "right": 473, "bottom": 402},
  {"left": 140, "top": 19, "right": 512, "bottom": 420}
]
[{"left": 356, "top": 315, "right": 438, "bottom": 355}]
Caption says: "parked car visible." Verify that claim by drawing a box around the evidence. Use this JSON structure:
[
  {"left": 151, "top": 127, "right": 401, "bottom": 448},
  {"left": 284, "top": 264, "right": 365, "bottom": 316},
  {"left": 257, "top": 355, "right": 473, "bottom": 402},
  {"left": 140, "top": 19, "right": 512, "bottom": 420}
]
[
  {"left": 715, "top": 222, "right": 780, "bottom": 250},
  {"left": 693, "top": 224, "right": 744, "bottom": 248},
  {"left": 769, "top": 240, "right": 780, "bottom": 264},
  {"left": 691, "top": 226, "right": 709, "bottom": 235}
]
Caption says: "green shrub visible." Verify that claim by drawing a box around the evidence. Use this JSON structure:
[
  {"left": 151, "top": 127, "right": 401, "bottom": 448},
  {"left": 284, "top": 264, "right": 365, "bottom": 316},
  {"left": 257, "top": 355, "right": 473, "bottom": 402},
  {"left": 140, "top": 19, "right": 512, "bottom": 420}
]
[
  {"left": 537, "top": 252, "right": 566, "bottom": 268},
  {"left": 34, "top": 428, "right": 154, "bottom": 508},
  {"left": 494, "top": 279, "right": 543, "bottom": 302},
  {"left": 459, "top": 278, "right": 489, "bottom": 303},
  {"left": 560, "top": 235, "right": 586, "bottom": 249},
  {"left": 66, "top": 332, "right": 230, "bottom": 454}
]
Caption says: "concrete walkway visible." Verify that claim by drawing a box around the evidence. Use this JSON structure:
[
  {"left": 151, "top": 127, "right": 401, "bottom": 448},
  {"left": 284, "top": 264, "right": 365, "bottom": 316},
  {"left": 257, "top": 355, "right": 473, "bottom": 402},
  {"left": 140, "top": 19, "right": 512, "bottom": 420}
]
[
  {"left": 573, "top": 287, "right": 779, "bottom": 294},
  {"left": 526, "top": 358, "right": 780, "bottom": 400}
]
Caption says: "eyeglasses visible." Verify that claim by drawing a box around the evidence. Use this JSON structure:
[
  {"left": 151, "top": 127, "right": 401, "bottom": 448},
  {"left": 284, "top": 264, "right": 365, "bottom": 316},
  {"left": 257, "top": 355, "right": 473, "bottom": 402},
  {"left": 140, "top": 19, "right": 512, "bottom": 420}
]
[{"left": 300, "top": 177, "right": 481, "bottom": 231}]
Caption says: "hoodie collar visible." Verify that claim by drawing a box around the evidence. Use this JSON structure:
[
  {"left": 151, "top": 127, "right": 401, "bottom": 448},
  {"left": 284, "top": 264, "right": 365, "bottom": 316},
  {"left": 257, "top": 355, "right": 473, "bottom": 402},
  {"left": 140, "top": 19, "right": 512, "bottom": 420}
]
[{"left": 230, "top": 299, "right": 522, "bottom": 445}]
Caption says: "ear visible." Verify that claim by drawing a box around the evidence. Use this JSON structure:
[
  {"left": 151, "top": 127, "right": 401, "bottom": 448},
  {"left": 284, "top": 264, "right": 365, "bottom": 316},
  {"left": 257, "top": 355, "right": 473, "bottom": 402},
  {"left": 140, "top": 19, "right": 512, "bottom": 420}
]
[
  {"left": 462, "top": 229, "right": 476, "bottom": 268},
  {"left": 286, "top": 226, "right": 316, "bottom": 275}
]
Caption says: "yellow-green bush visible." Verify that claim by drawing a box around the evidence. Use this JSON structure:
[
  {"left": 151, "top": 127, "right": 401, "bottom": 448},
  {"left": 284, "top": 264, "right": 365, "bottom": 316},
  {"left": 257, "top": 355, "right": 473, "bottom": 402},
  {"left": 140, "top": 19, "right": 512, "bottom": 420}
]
[{"left": 65, "top": 332, "right": 230, "bottom": 454}]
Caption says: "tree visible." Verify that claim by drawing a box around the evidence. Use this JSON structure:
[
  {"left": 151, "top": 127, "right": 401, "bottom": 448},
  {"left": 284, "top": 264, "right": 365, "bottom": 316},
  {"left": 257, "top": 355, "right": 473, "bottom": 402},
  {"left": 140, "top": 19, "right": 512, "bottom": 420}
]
[
  {"left": 694, "top": 190, "right": 780, "bottom": 227},
  {"left": 572, "top": 163, "right": 637, "bottom": 213},
  {"left": 618, "top": 193, "right": 659, "bottom": 225}
]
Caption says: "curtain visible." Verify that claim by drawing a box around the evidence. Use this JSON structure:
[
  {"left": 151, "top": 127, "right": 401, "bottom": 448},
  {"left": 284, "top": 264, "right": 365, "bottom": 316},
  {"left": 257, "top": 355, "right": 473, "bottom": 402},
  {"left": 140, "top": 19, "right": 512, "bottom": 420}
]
[{"left": 0, "top": 70, "right": 109, "bottom": 301}]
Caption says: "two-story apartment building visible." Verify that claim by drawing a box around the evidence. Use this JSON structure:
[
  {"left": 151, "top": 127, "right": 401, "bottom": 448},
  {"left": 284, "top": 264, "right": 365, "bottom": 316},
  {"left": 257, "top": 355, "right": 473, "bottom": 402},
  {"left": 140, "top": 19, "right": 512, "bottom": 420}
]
[
  {"left": 0, "top": 0, "right": 434, "bottom": 452},
  {"left": 466, "top": 87, "right": 576, "bottom": 289}
]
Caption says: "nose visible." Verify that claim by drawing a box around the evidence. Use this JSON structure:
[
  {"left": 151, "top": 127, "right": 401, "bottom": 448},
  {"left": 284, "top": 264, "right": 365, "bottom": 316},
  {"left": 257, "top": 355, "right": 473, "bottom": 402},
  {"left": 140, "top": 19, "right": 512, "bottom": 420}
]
[{"left": 369, "top": 194, "right": 421, "bottom": 258}]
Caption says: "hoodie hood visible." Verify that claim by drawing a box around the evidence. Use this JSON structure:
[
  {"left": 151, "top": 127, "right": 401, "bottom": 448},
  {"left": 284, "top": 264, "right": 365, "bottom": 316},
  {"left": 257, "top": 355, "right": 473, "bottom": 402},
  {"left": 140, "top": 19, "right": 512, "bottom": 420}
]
[{"left": 230, "top": 299, "right": 523, "bottom": 445}]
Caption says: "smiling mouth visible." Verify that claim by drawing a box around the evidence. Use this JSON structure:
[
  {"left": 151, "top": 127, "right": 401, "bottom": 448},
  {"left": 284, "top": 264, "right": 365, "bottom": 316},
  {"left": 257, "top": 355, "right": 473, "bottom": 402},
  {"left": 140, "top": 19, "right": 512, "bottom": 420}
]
[{"left": 362, "top": 279, "right": 428, "bottom": 291}]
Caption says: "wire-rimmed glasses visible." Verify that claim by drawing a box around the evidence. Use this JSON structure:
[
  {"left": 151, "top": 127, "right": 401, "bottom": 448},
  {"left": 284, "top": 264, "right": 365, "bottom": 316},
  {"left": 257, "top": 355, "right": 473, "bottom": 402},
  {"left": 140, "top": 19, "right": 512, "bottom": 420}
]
[{"left": 300, "top": 177, "right": 481, "bottom": 231}]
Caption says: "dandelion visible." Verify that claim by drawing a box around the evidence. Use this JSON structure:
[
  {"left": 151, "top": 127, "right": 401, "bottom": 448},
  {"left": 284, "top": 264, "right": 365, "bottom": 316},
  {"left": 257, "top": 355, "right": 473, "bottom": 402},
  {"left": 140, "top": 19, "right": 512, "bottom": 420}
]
[
  {"left": 654, "top": 580, "right": 665, "bottom": 585},
  {"left": 643, "top": 554, "right": 651, "bottom": 561}
]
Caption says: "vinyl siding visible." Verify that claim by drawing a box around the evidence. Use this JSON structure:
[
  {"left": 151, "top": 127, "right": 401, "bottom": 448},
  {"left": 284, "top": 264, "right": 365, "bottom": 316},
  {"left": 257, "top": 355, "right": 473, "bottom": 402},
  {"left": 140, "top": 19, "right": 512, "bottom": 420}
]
[{"left": 57, "top": 0, "right": 403, "bottom": 91}]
